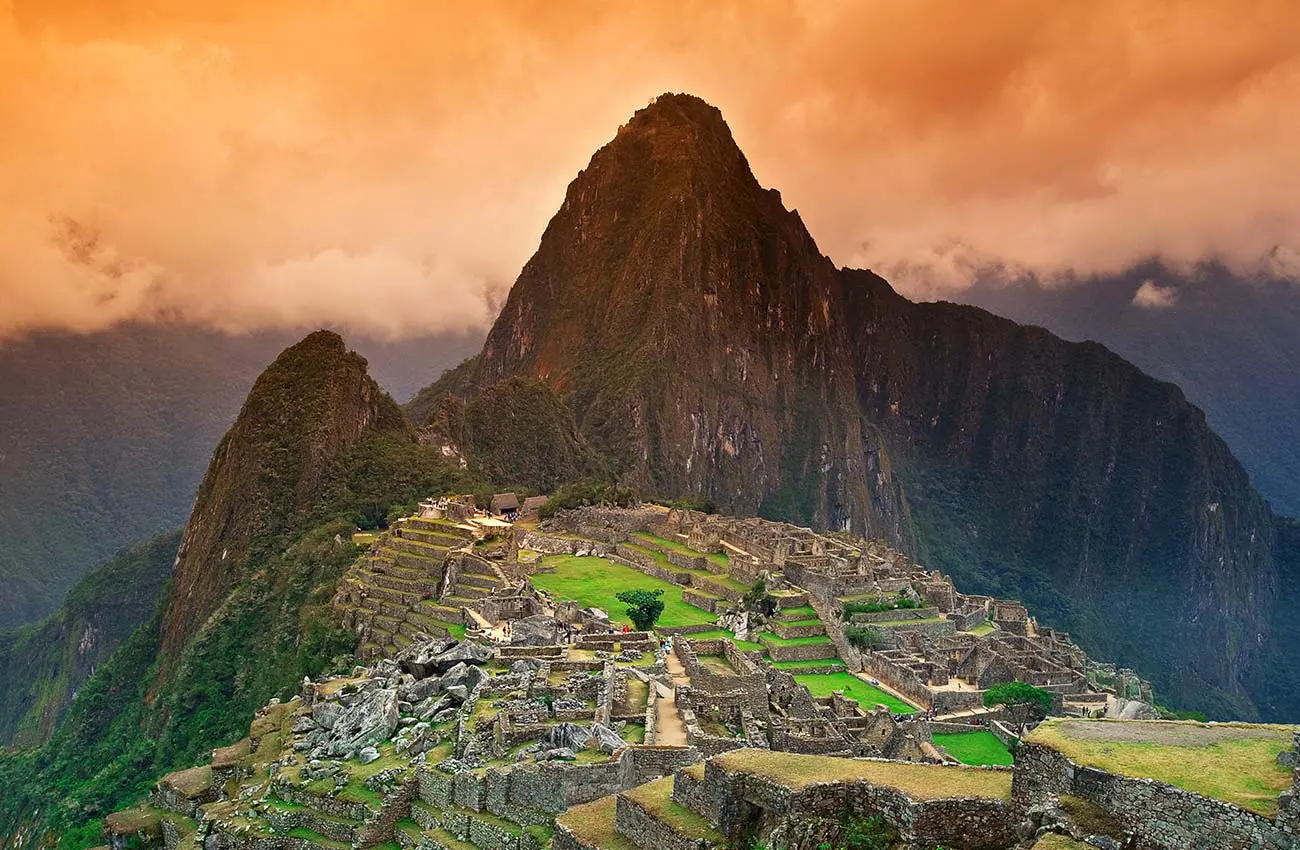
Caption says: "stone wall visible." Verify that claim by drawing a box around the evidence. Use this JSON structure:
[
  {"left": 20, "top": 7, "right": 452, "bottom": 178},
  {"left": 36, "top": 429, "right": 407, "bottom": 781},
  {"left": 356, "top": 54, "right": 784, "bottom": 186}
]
[
  {"left": 850, "top": 607, "right": 941, "bottom": 624},
  {"left": 949, "top": 608, "right": 989, "bottom": 631},
  {"left": 699, "top": 758, "right": 1018, "bottom": 850},
  {"left": 680, "top": 588, "right": 721, "bottom": 613},
  {"left": 872, "top": 619, "right": 956, "bottom": 640},
  {"left": 417, "top": 745, "right": 700, "bottom": 823},
  {"left": 762, "top": 640, "right": 839, "bottom": 663},
  {"left": 858, "top": 651, "right": 934, "bottom": 710},
  {"left": 1013, "top": 741, "right": 1298, "bottom": 850}
]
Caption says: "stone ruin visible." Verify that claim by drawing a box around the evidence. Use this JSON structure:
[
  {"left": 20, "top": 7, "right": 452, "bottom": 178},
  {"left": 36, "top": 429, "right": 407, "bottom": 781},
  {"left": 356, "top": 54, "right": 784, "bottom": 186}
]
[{"left": 105, "top": 633, "right": 701, "bottom": 850}]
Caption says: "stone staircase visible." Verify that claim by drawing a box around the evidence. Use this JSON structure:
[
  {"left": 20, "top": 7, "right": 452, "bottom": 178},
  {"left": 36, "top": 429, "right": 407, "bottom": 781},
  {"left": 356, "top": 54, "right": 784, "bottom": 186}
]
[
  {"left": 554, "top": 770, "right": 720, "bottom": 850},
  {"left": 334, "top": 519, "right": 481, "bottom": 660},
  {"left": 753, "top": 605, "right": 838, "bottom": 665},
  {"left": 439, "top": 553, "right": 506, "bottom": 618}
]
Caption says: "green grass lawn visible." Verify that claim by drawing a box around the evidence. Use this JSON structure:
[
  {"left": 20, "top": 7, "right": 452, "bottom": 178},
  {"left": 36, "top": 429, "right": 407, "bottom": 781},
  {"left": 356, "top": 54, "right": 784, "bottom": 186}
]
[
  {"left": 680, "top": 629, "right": 764, "bottom": 651},
  {"left": 966, "top": 621, "right": 996, "bottom": 635},
  {"left": 794, "top": 671, "right": 916, "bottom": 714},
  {"left": 932, "top": 730, "right": 1014, "bottom": 766},
  {"left": 775, "top": 605, "right": 818, "bottom": 619},
  {"left": 531, "top": 556, "right": 717, "bottom": 628}
]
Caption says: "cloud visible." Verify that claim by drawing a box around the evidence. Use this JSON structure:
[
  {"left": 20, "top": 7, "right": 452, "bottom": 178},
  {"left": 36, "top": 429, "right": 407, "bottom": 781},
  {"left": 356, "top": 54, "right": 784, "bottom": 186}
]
[
  {"left": 1, "top": 0, "right": 1298, "bottom": 338},
  {"left": 1132, "top": 280, "right": 1180, "bottom": 309}
]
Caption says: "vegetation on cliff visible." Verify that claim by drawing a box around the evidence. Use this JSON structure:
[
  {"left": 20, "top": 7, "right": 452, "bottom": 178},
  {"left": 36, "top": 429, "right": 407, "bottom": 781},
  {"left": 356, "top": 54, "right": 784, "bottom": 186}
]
[{"left": 0, "top": 530, "right": 180, "bottom": 748}]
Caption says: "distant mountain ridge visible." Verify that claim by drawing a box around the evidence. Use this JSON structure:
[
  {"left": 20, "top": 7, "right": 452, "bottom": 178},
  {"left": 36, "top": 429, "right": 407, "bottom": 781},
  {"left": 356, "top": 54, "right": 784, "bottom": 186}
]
[
  {"left": 958, "top": 267, "right": 1300, "bottom": 518},
  {"left": 0, "top": 325, "right": 480, "bottom": 630},
  {"left": 410, "top": 93, "right": 1295, "bottom": 720}
]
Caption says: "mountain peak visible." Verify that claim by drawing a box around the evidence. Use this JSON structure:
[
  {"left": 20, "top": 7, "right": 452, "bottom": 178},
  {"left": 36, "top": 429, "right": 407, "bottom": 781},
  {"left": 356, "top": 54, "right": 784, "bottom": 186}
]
[
  {"left": 156, "top": 331, "right": 407, "bottom": 673},
  {"left": 621, "top": 92, "right": 731, "bottom": 135}
]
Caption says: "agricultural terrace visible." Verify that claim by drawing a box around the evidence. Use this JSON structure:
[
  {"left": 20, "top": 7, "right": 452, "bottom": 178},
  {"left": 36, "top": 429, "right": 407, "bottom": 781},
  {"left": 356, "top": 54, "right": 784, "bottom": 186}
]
[
  {"left": 712, "top": 749, "right": 1012, "bottom": 800},
  {"left": 794, "top": 671, "right": 916, "bottom": 714},
  {"left": 932, "top": 730, "right": 1014, "bottom": 766},
  {"left": 529, "top": 555, "right": 717, "bottom": 628},
  {"left": 1028, "top": 718, "right": 1296, "bottom": 816},
  {"left": 632, "top": 532, "right": 731, "bottom": 571}
]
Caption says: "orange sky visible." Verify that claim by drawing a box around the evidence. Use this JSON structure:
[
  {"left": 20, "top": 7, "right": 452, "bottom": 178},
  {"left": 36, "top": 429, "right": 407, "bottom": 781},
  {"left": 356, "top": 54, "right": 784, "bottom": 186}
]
[{"left": 2, "top": 0, "right": 1298, "bottom": 339}]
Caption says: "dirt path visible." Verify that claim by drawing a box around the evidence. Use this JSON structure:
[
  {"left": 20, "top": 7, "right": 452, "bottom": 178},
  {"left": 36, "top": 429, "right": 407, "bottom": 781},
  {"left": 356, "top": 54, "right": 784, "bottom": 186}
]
[{"left": 652, "top": 648, "right": 692, "bottom": 746}]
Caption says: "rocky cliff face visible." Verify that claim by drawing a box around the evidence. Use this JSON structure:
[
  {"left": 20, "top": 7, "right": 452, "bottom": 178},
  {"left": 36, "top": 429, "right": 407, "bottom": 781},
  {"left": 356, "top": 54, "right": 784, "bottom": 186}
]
[
  {"left": 411, "top": 93, "right": 1291, "bottom": 720},
  {"left": 158, "top": 330, "right": 409, "bottom": 673}
]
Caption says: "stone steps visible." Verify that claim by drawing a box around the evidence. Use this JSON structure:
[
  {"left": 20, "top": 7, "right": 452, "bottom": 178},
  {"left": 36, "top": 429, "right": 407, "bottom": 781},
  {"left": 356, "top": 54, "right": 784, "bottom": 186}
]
[
  {"left": 372, "top": 571, "right": 437, "bottom": 595},
  {"left": 391, "top": 538, "right": 457, "bottom": 558},
  {"left": 458, "top": 574, "right": 499, "bottom": 591},
  {"left": 394, "top": 550, "right": 451, "bottom": 571},
  {"left": 449, "top": 584, "right": 492, "bottom": 600},
  {"left": 404, "top": 518, "right": 479, "bottom": 541},
  {"left": 404, "top": 610, "right": 459, "bottom": 638},
  {"left": 419, "top": 600, "right": 466, "bottom": 623},
  {"left": 363, "top": 582, "right": 423, "bottom": 607},
  {"left": 373, "top": 560, "right": 441, "bottom": 582},
  {"left": 402, "top": 528, "right": 468, "bottom": 548}
]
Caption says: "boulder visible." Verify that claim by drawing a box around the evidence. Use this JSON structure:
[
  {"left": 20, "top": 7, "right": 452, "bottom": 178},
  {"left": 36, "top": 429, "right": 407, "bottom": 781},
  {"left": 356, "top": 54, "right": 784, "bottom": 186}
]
[
  {"left": 440, "top": 662, "right": 486, "bottom": 694},
  {"left": 541, "top": 747, "right": 577, "bottom": 761},
  {"left": 415, "top": 695, "right": 452, "bottom": 721},
  {"left": 311, "top": 701, "right": 342, "bottom": 730},
  {"left": 509, "top": 615, "right": 562, "bottom": 646},
  {"left": 509, "top": 660, "right": 537, "bottom": 675},
  {"left": 589, "top": 723, "right": 626, "bottom": 754},
  {"left": 400, "top": 638, "right": 460, "bottom": 679},
  {"left": 445, "top": 685, "right": 469, "bottom": 703},
  {"left": 432, "top": 641, "right": 492, "bottom": 673},
  {"left": 328, "top": 688, "right": 400, "bottom": 755},
  {"left": 546, "top": 722, "right": 593, "bottom": 753},
  {"left": 357, "top": 747, "right": 380, "bottom": 765}
]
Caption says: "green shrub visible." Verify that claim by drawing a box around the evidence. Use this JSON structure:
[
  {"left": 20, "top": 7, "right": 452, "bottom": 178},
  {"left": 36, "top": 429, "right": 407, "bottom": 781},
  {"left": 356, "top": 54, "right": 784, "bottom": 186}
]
[
  {"left": 983, "top": 681, "right": 1053, "bottom": 718},
  {"left": 616, "top": 589, "right": 665, "bottom": 631},
  {"left": 844, "top": 625, "right": 884, "bottom": 650},
  {"left": 742, "top": 580, "right": 777, "bottom": 617},
  {"left": 842, "top": 590, "right": 919, "bottom": 619}
]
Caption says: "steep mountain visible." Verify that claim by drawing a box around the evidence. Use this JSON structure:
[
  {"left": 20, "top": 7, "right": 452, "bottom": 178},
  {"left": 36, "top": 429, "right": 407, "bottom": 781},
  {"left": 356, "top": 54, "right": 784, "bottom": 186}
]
[
  {"left": 0, "top": 332, "right": 480, "bottom": 845},
  {"left": 0, "top": 325, "right": 481, "bottom": 631},
  {"left": 958, "top": 267, "right": 1300, "bottom": 517},
  {"left": 411, "top": 93, "right": 1291, "bottom": 720},
  {"left": 417, "top": 376, "right": 606, "bottom": 493},
  {"left": 0, "top": 530, "right": 179, "bottom": 748},
  {"left": 156, "top": 330, "right": 409, "bottom": 670}
]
